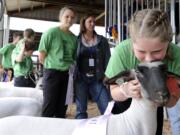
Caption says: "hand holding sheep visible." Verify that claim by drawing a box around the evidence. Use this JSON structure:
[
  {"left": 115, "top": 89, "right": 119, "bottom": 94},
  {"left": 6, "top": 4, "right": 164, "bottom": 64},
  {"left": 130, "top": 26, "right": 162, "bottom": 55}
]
[{"left": 119, "top": 80, "right": 141, "bottom": 99}]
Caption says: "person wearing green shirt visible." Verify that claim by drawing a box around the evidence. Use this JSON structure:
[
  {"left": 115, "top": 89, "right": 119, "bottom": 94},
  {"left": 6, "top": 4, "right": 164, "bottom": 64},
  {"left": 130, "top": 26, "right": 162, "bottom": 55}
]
[
  {"left": 12, "top": 28, "right": 36, "bottom": 87},
  {"left": 105, "top": 9, "right": 180, "bottom": 135},
  {"left": 0, "top": 32, "right": 22, "bottom": 81},
  {"left": 38, "top": 6, "right": 77, "bottom": 118}
]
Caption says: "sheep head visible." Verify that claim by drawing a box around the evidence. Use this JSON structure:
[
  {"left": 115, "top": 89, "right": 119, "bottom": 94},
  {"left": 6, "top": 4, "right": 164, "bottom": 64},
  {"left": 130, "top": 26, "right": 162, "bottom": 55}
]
[
  {"left": 105, "top": 61, "right": 170, "bottom": 106},
  {"left": 136, "top": 61, "right": 170, "bottom": 106}
]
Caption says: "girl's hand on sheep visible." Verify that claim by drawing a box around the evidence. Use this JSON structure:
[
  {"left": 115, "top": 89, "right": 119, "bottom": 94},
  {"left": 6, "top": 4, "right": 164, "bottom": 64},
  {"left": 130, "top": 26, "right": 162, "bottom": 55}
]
[{"left": 120, "top": 80, "right": 142, "bottom": 99}]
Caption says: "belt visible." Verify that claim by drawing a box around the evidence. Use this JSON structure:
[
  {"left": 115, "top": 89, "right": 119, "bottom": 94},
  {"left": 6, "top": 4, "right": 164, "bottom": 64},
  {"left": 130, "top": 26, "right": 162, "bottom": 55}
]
[
  {"left": 18, "top": 73, "right": 34, "bottom": 79},
  {"left": 86, "top": 73, "right": 95, "bottom": 77},
  {"left": 24, "top": 75, "right": 30, "bottom": 79}
]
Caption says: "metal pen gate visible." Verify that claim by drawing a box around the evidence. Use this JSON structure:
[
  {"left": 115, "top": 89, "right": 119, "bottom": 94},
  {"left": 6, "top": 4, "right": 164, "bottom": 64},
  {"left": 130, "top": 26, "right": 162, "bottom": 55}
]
[{"left": 105, "top": 0, "right": 180, "bottom": 45}]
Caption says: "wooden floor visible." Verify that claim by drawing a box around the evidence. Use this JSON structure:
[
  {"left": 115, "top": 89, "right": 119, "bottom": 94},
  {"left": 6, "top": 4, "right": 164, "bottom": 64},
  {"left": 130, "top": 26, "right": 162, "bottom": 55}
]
[{"left": 66, "top": 102, "right": 172, "bottom": 135}]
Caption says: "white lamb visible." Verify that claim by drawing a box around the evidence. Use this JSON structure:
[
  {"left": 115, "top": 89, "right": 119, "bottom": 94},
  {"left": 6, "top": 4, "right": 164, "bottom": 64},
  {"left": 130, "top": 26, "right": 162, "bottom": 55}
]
[
  {"left": 0, "top": 61, "right": 170, "bottom": 135},
  {"left": 0, "top": 81, "right": 13, "bottom": 88},
  {"left": 0, "top": 97, "right": 42, "bottom": 118},
  {"left": 0, "top": 97, "right": 160, "bottom": 135},
  {"left": 0, "top": 86, "right": 43, "bottom": 104},
  {"left": 0, "top": 85, "right": 43, "bottom": 118}
]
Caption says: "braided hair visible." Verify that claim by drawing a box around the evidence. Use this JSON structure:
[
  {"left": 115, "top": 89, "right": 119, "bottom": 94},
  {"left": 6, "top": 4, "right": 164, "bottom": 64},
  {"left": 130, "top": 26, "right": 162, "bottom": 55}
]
[{"left": 129, "top": 9, "right": 173, "bottom": 43}]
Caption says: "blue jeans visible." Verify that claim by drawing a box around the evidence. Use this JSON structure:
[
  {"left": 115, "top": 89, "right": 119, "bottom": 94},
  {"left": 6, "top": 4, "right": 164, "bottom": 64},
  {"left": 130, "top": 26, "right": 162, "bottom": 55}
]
[
  {"left": 75, "top": 75, "right": 110, "bottom": 119},
  {"left": 167, "top": 99, "right": 180, "bottom": 135}
]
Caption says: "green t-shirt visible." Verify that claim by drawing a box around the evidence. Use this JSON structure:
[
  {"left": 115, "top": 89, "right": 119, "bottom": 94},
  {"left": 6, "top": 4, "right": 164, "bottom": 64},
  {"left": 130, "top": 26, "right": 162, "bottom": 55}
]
[
  {"left": 105, "top": 39, "right": 180, "bottom": 78},
  {"left": 38, "top": 27, "right": 77, "bottom": 71},
  {"left": 0, "top": 43, "right": 15, "bottom": 69},
  {"left": 11, "top": 41, "right": 34, "bottom": 77}
]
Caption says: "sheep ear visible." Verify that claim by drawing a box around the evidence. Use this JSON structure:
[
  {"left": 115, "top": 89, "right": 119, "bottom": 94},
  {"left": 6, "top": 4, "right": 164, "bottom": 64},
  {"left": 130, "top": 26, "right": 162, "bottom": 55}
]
[
  {"left": 167, "top": 73, "right": 180, "bottom": 100},
  {"left": 167, "top": 72, "right": 180, "bottom": 88},
  {"left": 105, "top": 70, "right": 135, "bottom": 85}
]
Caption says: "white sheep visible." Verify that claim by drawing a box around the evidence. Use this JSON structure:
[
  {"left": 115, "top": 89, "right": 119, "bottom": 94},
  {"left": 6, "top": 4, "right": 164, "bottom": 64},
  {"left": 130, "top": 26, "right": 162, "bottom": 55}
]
[
  {"left": 0, "top": 95, "right": 165, "bottom": 135},
  {"left": 0, "top": 97, "right": 160, "bottom": 135},
  {"left": 0, "top": 85, "right": 43, "bottom": 118},
  {"left": 0, "top": 81, "right": 14, "bottom": 88},
  {"left": 0, "top": 61, "right": 170, "bottom": 135},
  {"left": 0, "top": 97, "right": 42, "bottom": 118},
  {"left": 0, "top": 86, "right": 43, "bottom": 104}
]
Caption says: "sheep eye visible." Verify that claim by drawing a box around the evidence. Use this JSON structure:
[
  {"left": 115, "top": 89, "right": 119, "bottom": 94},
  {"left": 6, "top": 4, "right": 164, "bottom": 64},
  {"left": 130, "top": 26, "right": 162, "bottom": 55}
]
[{"left": 159, "top": 64, "right": 167, "bottom": 72}]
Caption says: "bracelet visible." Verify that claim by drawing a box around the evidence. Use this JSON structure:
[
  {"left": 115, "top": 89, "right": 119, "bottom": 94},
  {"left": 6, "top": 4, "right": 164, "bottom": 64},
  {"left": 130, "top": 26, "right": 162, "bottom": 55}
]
[{"left": 119, "top": 82, "right": 130, "bottom": 98}]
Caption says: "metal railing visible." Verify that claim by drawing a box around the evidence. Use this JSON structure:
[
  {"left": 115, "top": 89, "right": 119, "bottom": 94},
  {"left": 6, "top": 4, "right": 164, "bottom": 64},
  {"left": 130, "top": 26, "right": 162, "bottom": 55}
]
[{"left": 105, "top": 0, "right": 179, "bottom": 45}]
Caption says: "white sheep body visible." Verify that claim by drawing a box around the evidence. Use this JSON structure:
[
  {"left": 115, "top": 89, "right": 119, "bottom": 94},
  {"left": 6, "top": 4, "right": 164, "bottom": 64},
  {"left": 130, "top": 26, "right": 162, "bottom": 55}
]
[
  {"left": 0, "top": 116, "right": 80, "bottom": 135},
  {"left": 107, "top": 98, "right": 157, "bottom": 135},
  {"left": 0, "top": 84, "right": 43, "bottom": 118},
  {"left": 0, "top": 97, "right": 42, "bottom": 118},
  {"left": 0, "top": 86, "right": 43, "bottom": 104},
  {"left": 0, "top": 97, "right": 157, "bottom": 135},
  {"left": 0, "top": 82, "right": 13, "bottom": 88}
]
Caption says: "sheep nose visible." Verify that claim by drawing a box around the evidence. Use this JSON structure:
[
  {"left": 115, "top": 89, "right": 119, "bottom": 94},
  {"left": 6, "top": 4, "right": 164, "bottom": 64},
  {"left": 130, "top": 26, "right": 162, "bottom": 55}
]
[
  {"left": 156, "top": 91, "right": 163, "bottom": 95},
  {"left": 156, "top": 91, "right": 170, "bottom": 102}
]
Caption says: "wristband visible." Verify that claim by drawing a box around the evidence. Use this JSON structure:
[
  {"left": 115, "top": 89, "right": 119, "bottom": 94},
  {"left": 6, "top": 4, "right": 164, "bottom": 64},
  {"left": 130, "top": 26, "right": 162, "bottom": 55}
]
[{"left": 119, "top": 82, "right": 131, "bottom": 98}]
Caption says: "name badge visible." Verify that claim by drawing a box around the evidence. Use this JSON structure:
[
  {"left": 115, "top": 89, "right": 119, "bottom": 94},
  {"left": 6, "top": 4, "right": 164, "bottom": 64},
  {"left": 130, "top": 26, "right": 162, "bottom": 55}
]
[{"left": 89, "top": 58, "right": 95, "bottom": 67}]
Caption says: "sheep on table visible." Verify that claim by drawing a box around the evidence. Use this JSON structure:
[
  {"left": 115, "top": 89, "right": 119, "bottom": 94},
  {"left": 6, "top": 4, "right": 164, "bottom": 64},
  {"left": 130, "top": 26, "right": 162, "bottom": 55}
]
[{"left": 0, "top": 61, "right": 171, "bottom": 135}]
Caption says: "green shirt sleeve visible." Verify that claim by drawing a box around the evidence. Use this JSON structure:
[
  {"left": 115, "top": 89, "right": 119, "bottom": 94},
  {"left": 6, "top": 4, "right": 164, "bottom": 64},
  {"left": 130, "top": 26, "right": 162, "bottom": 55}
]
[
  {"left": 105, "top": 46, "right": 127, "bottom": 78},
  {"left": 0, "top": 44, "right": 10, "bottom": 54},
  {"left": 105, "top": 39, "right": 139, "bottom": 78},
  {"left": 164, "top": 43, "right": 180, "bottom": 76},
  {"left": 38, "top": 31, "right": 51, "bottom": 53},
  {"left": 0, "top": 44, "right": 15, "bottom": 68}
]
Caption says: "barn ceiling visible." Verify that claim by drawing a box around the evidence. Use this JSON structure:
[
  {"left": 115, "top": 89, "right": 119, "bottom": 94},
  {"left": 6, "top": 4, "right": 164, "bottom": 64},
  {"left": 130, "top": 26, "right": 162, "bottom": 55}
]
[{"left": 4, "top": 0, "right": 105, "bottom": 26}]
